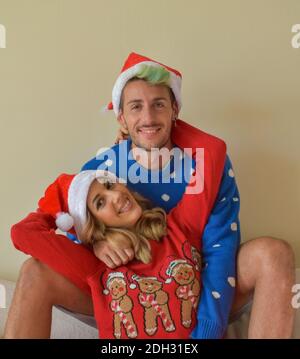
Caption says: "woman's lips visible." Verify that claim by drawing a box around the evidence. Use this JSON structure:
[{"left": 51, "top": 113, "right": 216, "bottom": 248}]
[{"left": 119, "top": 198, "right": 132, "bottom": 213}]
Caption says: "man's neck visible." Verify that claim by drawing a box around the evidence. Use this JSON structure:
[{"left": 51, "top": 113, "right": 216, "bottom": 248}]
[{"left": 131, "top": 143, "right": 175, "bottom": 170}]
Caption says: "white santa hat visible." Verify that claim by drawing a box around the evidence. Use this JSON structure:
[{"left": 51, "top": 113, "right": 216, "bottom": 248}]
[
  {"left": 38, "top": 170, "right": 119, "bottom": 238},
  {"left": 104, "top": 52, "right": 182, "bottom": 116}
]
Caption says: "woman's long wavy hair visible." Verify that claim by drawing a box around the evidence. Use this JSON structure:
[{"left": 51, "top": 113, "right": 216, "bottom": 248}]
[{"left": 81, "top": 184, "right": 167, "bottom": 264}]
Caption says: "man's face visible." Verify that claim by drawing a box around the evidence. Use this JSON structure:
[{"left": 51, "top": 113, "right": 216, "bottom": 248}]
[{"left": 118, "top": 80, "right": 178, "bottom": 151}]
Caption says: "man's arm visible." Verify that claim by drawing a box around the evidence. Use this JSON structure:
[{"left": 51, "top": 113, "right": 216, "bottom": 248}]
[
  {"left": 191, "top": 155, "right": 241, "bottom": 339},
  {"left": 11, "top": 210, "right": 100, "bottom": 295}
]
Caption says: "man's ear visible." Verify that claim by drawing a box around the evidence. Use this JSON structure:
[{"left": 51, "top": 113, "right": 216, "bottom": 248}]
[
  {"left": 172, "top": 101, "right": 179, "bottom": 120},
  {"left": 117, "top": 111, "right": 128, "bottom": 129}
]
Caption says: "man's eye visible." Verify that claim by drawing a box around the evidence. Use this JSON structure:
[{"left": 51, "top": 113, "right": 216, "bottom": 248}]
[
  {"left": 155, "top": 102, "right": 164, "bottom": 108},
  {"left": 131, "top": 104, "right": 141, "bottom": 110}
]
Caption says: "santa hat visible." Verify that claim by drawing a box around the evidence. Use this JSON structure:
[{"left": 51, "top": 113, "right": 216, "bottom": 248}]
[
  {"left": 38, "top": 170, "right": 118, "bottom": 238},
  {"left": 104, "top": 52, "right": 182, "bottom": 115},
  {"left": 159, "top": 256, "right": 191, "bottom": 284},
  {"left": 182, "top": 241, "right": 201, "bottom": 271},
  {"left": 101, "top": 271, "right": 127, "bottom": 295},
  {"left": 130, "top": 274, "right": 159, "bottom": 290}
]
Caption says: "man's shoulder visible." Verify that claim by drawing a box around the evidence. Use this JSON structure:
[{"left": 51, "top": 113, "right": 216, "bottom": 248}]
[
  {"left": 81, "top": 141, "right": 128, "bottom": 171},
  {"left": 172, "top": 119, "right": 227, "bottom": 156}
]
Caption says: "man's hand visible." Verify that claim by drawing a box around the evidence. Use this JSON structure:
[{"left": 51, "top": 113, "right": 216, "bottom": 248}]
[
  {"left": 114, "top": 125, "right": 129, "bottom": 144},
  {"left": 93, "top": 240, "right": 134, "bottom": 269}
]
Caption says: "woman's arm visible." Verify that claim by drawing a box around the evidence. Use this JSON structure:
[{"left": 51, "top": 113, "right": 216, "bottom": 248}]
[{"left": 11, "top": 210, "right": 100, "bottom": 295}]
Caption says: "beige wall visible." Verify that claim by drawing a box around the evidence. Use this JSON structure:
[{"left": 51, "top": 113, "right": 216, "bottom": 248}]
[{"left": 0, "top": 0, "right": 299, "bottom": 281}]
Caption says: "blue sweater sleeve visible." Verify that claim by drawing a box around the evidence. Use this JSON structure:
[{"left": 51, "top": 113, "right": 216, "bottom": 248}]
[{"left": 191, "top": 155, "right": 241, "bottom": 339}]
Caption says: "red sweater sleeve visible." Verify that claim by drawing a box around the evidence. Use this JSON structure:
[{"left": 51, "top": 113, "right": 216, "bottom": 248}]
[
  {"left": 167, "top": 120, "right": 227, "bottom": 245},
  {"left": 11, "top": 210, "right": 101, "bottom": 295}
]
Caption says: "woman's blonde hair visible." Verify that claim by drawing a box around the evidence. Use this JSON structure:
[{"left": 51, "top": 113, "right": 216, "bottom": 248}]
[{"left": 81, "top": 186, "right": 167, "bottom": 264}]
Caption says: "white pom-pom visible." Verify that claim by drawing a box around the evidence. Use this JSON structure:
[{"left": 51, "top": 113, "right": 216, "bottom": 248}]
[
  {"left": 103, "top": 289, "right": 109, "bottom": 295},
  {"left": 129, "top": 283, "right": 136, "bottom": 290},
  {"left": 55, "top": 212, "right": 74, "bottom": 232},
  {"left": 165, "top": 278, "right": 172, "bottom": 284},
  {"left": 100, "top": 105, "right": 110, "bottom": 114}
]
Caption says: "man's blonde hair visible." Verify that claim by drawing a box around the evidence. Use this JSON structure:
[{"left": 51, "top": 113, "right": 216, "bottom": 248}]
[{"left": 119, "top": 64, "right": 176, "bottom": 110}]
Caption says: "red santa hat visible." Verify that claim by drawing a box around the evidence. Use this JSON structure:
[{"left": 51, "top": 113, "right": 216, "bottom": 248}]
[
  {"left": 130, "top": 274, "right": 159, "bottom": 290},
  {"left": 182, "top": 241, "right": 202, "bottom": 272},
  {"left": 38, "top": 170, "right": 118, "bottom": 238},
  {"left": 104, "top": 52, "right": 182, "bottom": 115}
]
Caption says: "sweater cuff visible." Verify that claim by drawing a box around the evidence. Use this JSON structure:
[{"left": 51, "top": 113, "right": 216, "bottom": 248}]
[{"left": 190, "top": 318, "right": 224, "bottom": 339}]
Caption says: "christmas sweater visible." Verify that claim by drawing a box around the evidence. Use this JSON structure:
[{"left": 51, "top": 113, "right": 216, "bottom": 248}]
[
  {"left": 81, "top": 119, "right": 241, "bottom": 338},
  {"left": 11, "top": 120, "right": 240, "bottom": 338}
]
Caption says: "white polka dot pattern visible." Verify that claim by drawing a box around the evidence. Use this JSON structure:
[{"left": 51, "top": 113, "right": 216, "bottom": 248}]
[
  {"left": 161, "top": 194, "right": 170, "bottom": 202},
  {"left": 212, "top": 291, "right": 221, "bottom": 299}
]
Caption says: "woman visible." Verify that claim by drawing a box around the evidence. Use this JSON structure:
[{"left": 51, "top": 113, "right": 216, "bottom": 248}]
[{"left": 11, "top": 133, "right": 228, "bottom": 338}]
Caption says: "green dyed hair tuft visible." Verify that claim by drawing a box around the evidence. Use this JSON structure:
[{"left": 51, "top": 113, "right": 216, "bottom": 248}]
[{"left": 135, "top": 64, "right": 171, "bottom": 86}]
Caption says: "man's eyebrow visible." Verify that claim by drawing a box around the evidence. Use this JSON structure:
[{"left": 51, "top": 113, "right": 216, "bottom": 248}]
[
  {"left": 126, "top": 99, "right": 143, "bottom": 105},
  {"left": 126, "top": 97, "right": 168, "bottom": 105},
  {"left": 152, "top": 97, "right": 168, "bottom": 102}
]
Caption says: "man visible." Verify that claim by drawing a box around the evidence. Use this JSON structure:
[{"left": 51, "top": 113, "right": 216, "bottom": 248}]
[{"left": 5, "top": 53, "right": 295, "bottom": 339}]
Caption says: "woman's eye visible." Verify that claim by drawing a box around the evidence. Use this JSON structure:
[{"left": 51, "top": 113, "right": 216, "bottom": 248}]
[
  {"left": 96, "top": 199, "right": 104, "bottom": 209},
  {"left": 105, "top": 181, "right": 114, "bottom": 189},
  {"left": 155, "top": 102, "right": 164, "bottom": 108}
]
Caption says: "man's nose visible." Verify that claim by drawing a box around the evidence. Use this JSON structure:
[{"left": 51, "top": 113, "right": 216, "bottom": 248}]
[{"left": 140, "top": 106, "right": 154, "bottom": 124}]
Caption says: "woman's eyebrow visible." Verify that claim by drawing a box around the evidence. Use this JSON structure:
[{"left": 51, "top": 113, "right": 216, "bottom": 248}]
[{"left": 92, "top": 194, "right": 100, "bottom": 206}]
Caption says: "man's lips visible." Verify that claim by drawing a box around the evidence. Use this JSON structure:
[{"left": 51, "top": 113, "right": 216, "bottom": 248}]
[{"left": 137, "top": 126, "right": 161, "bottom": 136}]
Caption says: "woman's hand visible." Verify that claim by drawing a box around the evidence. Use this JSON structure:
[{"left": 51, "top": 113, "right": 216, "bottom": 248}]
[
  {"left": 114, "top": 124, "right": 129, "bottom": 144},
  {"left": 93, "top": 240, "right": 134, "bottom": 269}
]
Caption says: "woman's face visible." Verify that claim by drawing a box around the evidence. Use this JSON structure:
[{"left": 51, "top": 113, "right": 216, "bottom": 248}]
[{"left": 87, "top": 179, "right": 142, "bottom": 228}]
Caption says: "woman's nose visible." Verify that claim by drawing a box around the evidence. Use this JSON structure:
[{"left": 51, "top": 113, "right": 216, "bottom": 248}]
[{"left": 109, "top": 190, "right": 122, "bottom": 206}]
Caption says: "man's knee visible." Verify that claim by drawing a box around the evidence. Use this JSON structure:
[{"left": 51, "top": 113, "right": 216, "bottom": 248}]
[
  {"left": 249, "top": 236, "right": 295, "bottom": 272},
  {"left": 18, "top": 258, "right": 53, "bottom": 295}
]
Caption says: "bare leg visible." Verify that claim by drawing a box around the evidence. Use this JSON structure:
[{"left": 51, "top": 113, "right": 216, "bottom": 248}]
[
  {"left": 231, "top": 236, "right": 296, "bottom": 339},
  {"left": 4, "top": 258, "right": 93, "bottom": 339}
]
